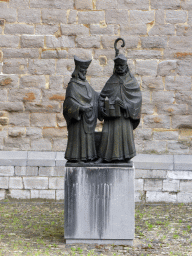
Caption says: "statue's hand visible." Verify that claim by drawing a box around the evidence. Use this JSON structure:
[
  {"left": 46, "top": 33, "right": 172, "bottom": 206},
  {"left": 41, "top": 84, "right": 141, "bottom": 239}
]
[
  {"left": 115, "top": 98, "right": 125, "bottom": 109},
  {"left": 80, "top": 105, "right": 93, "bottom": 112},
  {"left": 101, "top": 107, "right": 108, "bottom": 117}
]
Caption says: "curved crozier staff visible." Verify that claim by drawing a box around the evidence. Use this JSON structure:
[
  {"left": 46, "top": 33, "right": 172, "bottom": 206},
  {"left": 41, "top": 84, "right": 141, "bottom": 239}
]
[{"left": 114, "top": 38, "right": 125, "bottom": 57}]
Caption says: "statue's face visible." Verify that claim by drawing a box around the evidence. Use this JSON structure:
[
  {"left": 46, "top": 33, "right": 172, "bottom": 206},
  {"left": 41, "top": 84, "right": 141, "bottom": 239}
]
[
  {"left": 115, "top": 63, "right": 127, "bottom": 75},
  {"left": 78, "top": 67, "right": 87, "bottom": 81}
]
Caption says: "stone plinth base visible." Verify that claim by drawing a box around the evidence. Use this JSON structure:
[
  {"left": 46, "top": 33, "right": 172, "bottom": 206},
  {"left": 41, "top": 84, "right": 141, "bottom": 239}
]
[{"left": 64, "top": 166, "right": 135, "bottom": 244}]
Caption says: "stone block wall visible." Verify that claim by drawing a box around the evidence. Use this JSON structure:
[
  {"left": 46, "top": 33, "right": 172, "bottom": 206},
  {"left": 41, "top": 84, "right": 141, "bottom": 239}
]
[
  {"left": 0, "top": 152, "right": 192, "bottom": 203},
  {"left": 0, "top": 0, "right": 192, "bottom": 153}
]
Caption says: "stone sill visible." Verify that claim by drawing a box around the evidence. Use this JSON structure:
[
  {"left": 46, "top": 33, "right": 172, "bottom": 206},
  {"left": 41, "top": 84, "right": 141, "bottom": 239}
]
[{"left": 0, "top": 151, "right": 191, "bottom": 171}]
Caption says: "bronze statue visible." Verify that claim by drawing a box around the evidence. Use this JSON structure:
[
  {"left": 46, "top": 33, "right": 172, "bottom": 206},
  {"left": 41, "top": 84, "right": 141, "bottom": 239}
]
[
  {"left": 63, "top": 56, "right": 98, "bottom": 163},
  {"left": 96, "top": 38, "right": 142, "bottom": 163}
]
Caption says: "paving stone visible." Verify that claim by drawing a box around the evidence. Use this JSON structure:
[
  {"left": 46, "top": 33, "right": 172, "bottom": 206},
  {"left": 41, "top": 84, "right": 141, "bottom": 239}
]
[
  {"left": 9, "top": 177, "right": 23, "bottom": 189},
  {"left": 27, "top": 151, "right": 56, "bottom": 166},
  {"left": 0, "top": 152, "right": 27, "bottom": 166}
]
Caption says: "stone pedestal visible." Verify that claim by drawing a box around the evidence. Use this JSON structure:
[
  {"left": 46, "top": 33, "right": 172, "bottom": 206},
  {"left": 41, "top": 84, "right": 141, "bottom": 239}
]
[{"left": 64, "top": 165, "right": 135, "bottom": 245}]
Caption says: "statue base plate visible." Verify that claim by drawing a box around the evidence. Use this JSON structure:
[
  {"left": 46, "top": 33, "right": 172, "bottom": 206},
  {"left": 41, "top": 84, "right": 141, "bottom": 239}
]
[{"left": 64, "top": 166, "right": 135, "bottom": 245}]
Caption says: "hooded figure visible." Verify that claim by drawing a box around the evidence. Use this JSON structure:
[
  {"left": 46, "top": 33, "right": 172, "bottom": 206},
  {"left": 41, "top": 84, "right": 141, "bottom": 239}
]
[
  {"left": 63, "top": 56, "right": 98, "bottom": 163},
  {"left": 96, "top": 38, "right": 142, "bottom": 163}
]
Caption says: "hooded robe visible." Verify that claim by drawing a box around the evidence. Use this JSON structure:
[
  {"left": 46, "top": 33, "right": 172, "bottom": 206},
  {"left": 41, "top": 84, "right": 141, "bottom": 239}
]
[
  {"left": 98, "top": 71, "right": 142, "bottom": 162},
  {"left": 63, "top": 78, "right": 98, "bottom": 161}
]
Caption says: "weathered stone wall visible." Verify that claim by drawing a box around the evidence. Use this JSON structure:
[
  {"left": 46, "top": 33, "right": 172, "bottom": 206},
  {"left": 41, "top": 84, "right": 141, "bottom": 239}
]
[{"left": 0, "top": 0, "right": 192, "bottom": 154}]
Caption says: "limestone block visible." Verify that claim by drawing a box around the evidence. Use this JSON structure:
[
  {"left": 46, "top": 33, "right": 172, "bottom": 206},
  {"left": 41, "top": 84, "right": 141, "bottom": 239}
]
[
  {"left": 52, "top": 138, "right": 67, "bottom": 151},
  {"left": 135, "top": 179, "right": 143, "bottom": 190},
  {"left": 21, "top": 35, "right": 44, "bottom": 48},
  {"left": 49, "top": 76, "right": 64, "bottom": 90},
  {"left": 136, "top": 60, "right": 158, "bottom": 76},
  {"left": 30, "top": 113, "right": 56, "bottom": 127},
  {"left": 20, "top": 75, "right": 46, "bottom": 89},
  {"left": 87, "top": 60, "right": 103, "bottom": 77},
  {"left": 42, "top": 9, "right": 67, "bottom": 24},
  {"left": 153, "top": 131, "right": 179, "bottom": 140},
  {"left": 75, "top": 0, "right": 93, "bottom": 9},
  {"left": 9, "top": 177, "right": 23, "bottom": 189},
  {"left": 41, "top": 49, "right": 67, "bottom": 59},
  {"left": 42, "top": 128, "right": 66, "bottom": 138},
  {"left": 143, "top": 115, "right": 170, "bottom": 129},
  {"left": 18, "top": 9, "right": 41, "bottom": 24},
  {"left": 3, "top": 59, "right": 28, "bottom": 74},
  {"left": 157, "top": 60, "right": 177, "bottom": 76},
  {"left": 155, "top": 10, "right": 165, "bottom": 25},
  {"left": 175, "top": 91, "right": 192, "bottom": 104},
  {"left": 0, "top": 190, "right": 5, "bottom": 200},
  {"left": 3, "top": 49, "right": 39, "bottom": 59},
  {"left": 8, "top": 88, "right": 41, "bottom": 102},
  {"left": 9, "top": 190, "right": 30, "bottom": 199},
  {"left": 130, "top": 10, "right": 154, "bottom": 24},
  {"left": 141, "top": 36, "right": 167, "bottom": 48},
  {"left": 177, "top": 193, "right": 192, "bottom": 203},
  {"left": 15, "top": 166, "right": 38, "bottom": 176},
  {"left": 4, "top": 138, "right": 30, "bottom": 151},
  {"left": 9, "top": 0, "right": 30, "bottom": 8},
  {"left": 0, "top": 177, "right": 8, "bottom": 189},
  {"left": 78, "top": 11, "right": 104, "bottom": 24},
  {"left": 135, "top": 169, "right": 167, "bottom": 179},
  {"left": 31, "top": 190, "right": 55, "bottom": 199},
  {"left": 42, "top": 89, "right": 65, "bottom": 102},
  {"left": 56, "top": 190, "right": 64, "bottom": 200},
  {"left": 96, "top": 0, "right": 117, "bottom": 9},
  {"left": 134, "top": 129, "right": 152, "bottom": 141},
  {"left": 105, "top": 10, "right": 128, "bottom": 25},
  {"left": 68, "top": 48, "right": 92, "bottom": 60},
  {"left": 143, "top": 141, "right": 167, "bottom": 154},
  {"left": 0, "top": 75, "right": 19, "bottom": 88},
  {"left": 149, "top": 24, "right": 175, "bottom": 36},
  {"left": 180, "top": 181, "right": 192, "bottom": 192},
  {"left": 90, "top": 77, "right": 109, "bottom": 91},
  {"left": 174, "top": 155, "right": 192, "bottom": 171},
  {"left": 55, "top": 153, "right": 67, "bottom": 167},
  {"left": 163, "top": 180, "right": 179, "bottom": 192},
  {"left": 5, "top": 24, "right": 34, "bottom": 35},
  {"left": 23, "top": 177, "right": 48, "bottom": 189},
  {"left": 121, "top": 24, "right": 147, "bottom": 35},
  {"left": 0, "top": 89, "right": 8, "bottom": 102},
  {"left": 25, "top": 102, "right": 61, "bottom": 113},
  {"left": 176, "top": 25, "right": 192, "bottom": 36},
  {"left": 141, "top": 103, "right": 153, "bottom": 114},
  {"left": 61, "top": 24, "right": 89, "bottom": 36},
  {"left": 151, "top": 0, "right": 181, "bottom": 10},
  {"left": 0, "top": 152, "right": 27, "bottom": 166},
  {"left": 142, "top": 91, "right": 151, "bottom": 104},
  {"left": 144, "top": 179, "right": 163, "bottom": 191},
  {"left": 0, "top": 8, "right": 17, "bottom": 22},
  {"left": 49, "top": 177, "right": 64, "bottom": 189},
  {"left": 68, "top": 10, "right": 77, "bottom": 24},
  {"left": 46, "top": 36, "right": 75, "bottom": 48},
  {"left": 90, "top": 25, "right": 115, "bottom": 35},
  {"left": 152, "top": 91, "right": 175, "bottom": 104},
  {"left": 30, "top": 0, "right": 73, "bottom": 9},
  {"left": 35, "top": 25, "right": 59, "bottom": 35},
  {"left": 146, "top": 191, "right": 177, "bottom": 203},
  {"left": 168, "top": 170, "right": 192, "bottom": 180},
  {"left": 8, "top": 127, "right": 25, "bottom": 138},
  {"left": 31, "top": 138, "right": 52, "bottom": 151},
  {"left": 165, "top": 10, "right": 187, "bottom": 24},
  {"left": 165, "top": 76, "right": 191, "bottom": 91},
  {"left": 118, "top": 0, "right": 149, "bottom": 10},
  {"left": 26, "top": 128, "right": 42, "bottom": 139},
  {"left": 141, "top": 76, "right": 164, "bottom": 91},
  {"left": 167, "top": 141, "right": 189, "bottom": 154},
  {"left": 94, "top": 49, "right": 120, "bottom": 60},
  {"left": 9, "top": 113, "right": 30, "bottom": 127},
  {"left": 127, "top": 50, "right": 162, "bottom": 59},
  {"left": 39, "top": 167, "right": 54, "bottom": 176},
  {"left": 76, "top": 36, "right": 100, "bottom": 48},
  {"left": 177, "top": 60, "right": 192, "bottom": 76},
  {"left": 27, "top": 151, "right": 56, "bottom": 166},
  {"left": 156, "top": 103, "right": 187, "bottom": 116},
  {"left": 28, "top": 59, "right": 56, "bottom": 75}
]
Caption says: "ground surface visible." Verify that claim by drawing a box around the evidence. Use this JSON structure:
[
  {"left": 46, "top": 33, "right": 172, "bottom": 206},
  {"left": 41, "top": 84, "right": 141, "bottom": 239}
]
[{"left": 0, "top": 201, "right": 191, "bottom": 256}]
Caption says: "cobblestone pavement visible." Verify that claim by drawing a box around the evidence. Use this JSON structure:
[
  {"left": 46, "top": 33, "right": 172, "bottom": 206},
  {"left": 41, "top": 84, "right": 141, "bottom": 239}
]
[{"left": 0, "top": 201, "right": 192, "bottom": 255}]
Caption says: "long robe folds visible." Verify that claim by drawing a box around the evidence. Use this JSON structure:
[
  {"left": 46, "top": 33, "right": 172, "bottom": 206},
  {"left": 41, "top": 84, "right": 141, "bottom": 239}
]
[
  {"left": 98, "top": 72, "right": 142, "bottom": 162},
  {"left": 63, "top": 78, "right": 98, "bottom": 162}
]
